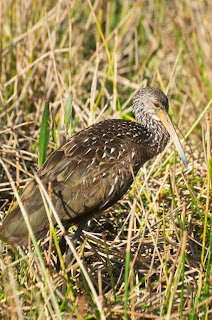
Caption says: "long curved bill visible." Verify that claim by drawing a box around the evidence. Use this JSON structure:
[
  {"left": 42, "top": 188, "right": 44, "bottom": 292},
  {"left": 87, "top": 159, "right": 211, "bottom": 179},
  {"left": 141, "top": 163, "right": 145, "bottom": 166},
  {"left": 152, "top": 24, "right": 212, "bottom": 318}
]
[{"left": 157, "top": 111, "right": 188, "bottom": 168}]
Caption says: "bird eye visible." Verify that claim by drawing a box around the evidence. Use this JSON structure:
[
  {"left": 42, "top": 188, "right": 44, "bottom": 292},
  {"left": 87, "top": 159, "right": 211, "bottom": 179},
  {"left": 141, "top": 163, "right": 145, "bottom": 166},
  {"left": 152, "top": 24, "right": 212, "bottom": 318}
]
[{"left": 154, "top": 103, "right": 160, "bottom": 108}]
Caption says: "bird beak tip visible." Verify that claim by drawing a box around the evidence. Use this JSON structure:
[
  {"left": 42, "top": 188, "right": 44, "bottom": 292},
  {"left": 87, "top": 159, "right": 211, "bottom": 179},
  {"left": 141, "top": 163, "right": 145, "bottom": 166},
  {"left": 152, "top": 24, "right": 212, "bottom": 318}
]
[{"left": 181, "top": 155, "right": 188, "bottom": 169}]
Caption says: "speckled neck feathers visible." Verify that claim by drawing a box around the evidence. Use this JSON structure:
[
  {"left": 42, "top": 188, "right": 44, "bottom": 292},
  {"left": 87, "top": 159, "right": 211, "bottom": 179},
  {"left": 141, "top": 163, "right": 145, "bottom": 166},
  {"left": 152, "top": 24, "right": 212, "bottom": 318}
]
[{"left": 132, "top": 88, "right": 170, "bottom": 158}]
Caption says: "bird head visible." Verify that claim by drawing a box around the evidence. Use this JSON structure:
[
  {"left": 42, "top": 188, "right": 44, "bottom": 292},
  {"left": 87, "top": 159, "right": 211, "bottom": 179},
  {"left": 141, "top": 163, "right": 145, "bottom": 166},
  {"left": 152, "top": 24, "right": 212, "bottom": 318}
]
[{"left": 133, "top": 87, "right": 187, "bottom": 167}]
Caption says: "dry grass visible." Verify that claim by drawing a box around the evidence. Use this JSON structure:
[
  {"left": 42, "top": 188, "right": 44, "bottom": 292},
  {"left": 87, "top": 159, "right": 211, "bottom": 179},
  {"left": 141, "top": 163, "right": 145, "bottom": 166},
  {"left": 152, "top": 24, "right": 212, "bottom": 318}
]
[{"left": 0, "top": 0, "right": 211, "bottom": 319}]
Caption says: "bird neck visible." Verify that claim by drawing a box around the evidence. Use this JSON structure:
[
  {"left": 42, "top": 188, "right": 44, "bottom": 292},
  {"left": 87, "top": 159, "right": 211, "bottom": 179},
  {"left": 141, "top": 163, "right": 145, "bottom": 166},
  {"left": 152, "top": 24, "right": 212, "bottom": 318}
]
[{"left": 136, "top": 111, "right": 170, "bottom": 158}]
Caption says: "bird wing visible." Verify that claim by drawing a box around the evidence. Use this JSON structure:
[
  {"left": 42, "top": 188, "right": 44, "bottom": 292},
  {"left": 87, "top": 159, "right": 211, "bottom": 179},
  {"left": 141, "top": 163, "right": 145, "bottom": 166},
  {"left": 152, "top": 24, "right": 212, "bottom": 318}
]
[
  {"left": 0, "top": 120, "right": 142, "bottom": 245},
  {"left": 40, "top": 123, "right": 138, "bottom": 221}
]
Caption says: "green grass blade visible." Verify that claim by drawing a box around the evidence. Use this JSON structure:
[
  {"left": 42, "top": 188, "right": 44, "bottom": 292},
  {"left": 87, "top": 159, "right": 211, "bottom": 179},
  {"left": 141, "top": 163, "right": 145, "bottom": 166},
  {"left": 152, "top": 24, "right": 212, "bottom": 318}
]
[
  {"left": 124, "top": 250, "right": 130, "bottom": 320},
  {"left": 166, "top": 232, "right": 187, "bottom": 319},
  {"left": 103, "top": 237, "right": 116, "bottom": 300},
  {"left": 39, "top": 103, "right": 50, "bottom": 166},
  {"left": 64, "top": 93, "right": 72, "bottom": 133}
]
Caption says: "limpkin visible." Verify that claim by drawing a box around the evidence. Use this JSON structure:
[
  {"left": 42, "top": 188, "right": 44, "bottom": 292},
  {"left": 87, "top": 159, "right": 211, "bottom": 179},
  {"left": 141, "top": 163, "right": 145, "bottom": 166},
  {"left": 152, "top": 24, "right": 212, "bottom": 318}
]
[{"left": 0, "top": 87, "right": 187, "bottom": 246}]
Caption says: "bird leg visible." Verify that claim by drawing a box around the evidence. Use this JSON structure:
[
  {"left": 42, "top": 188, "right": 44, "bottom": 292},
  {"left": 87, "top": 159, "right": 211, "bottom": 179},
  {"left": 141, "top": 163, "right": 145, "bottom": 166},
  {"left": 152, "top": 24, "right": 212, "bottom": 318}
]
[
  {"left": 56, "top": 220, "right": 88, "bottom": 270},
  {"left": 65, "top": 219, "right": 88, "bottom": 269}
]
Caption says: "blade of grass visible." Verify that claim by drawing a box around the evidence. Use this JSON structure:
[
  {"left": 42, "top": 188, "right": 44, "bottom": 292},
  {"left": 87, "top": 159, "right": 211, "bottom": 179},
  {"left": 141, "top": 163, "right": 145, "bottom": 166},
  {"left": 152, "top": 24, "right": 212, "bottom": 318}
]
[
  {"left": 64, "top": 93, "right": 73, "bottom": 134},
  {"left": 124, "top": 202, "right": 135, "bottom": 320},
  {"left": 180, "top": 203, "right": 186, "bottom": 319},
  {"left": 39, "top": 103, "right": 50, "bottom": 166},
  {"left": 103, "top": 235, "right": 116, "bottom": 301},
  {"left": 202, "top": 110, "right": 211, "bottom": 315},
  {"left": 165, "top": 231, "right": 187, "bottom": 319}
]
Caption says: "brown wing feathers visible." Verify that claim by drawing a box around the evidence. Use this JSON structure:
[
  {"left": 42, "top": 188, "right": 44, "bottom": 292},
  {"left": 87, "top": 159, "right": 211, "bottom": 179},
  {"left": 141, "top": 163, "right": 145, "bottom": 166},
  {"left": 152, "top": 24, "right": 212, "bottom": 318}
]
[{"left": 0, "top": 120, "right": 142, "bottom": 245}]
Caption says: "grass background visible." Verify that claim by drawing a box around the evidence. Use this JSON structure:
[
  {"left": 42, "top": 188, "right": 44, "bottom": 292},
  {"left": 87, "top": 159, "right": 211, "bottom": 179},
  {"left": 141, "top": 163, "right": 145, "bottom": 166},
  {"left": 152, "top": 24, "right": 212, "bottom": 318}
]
[{"left": 0, "top": 0, "right": 211, "bottom": 319}]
